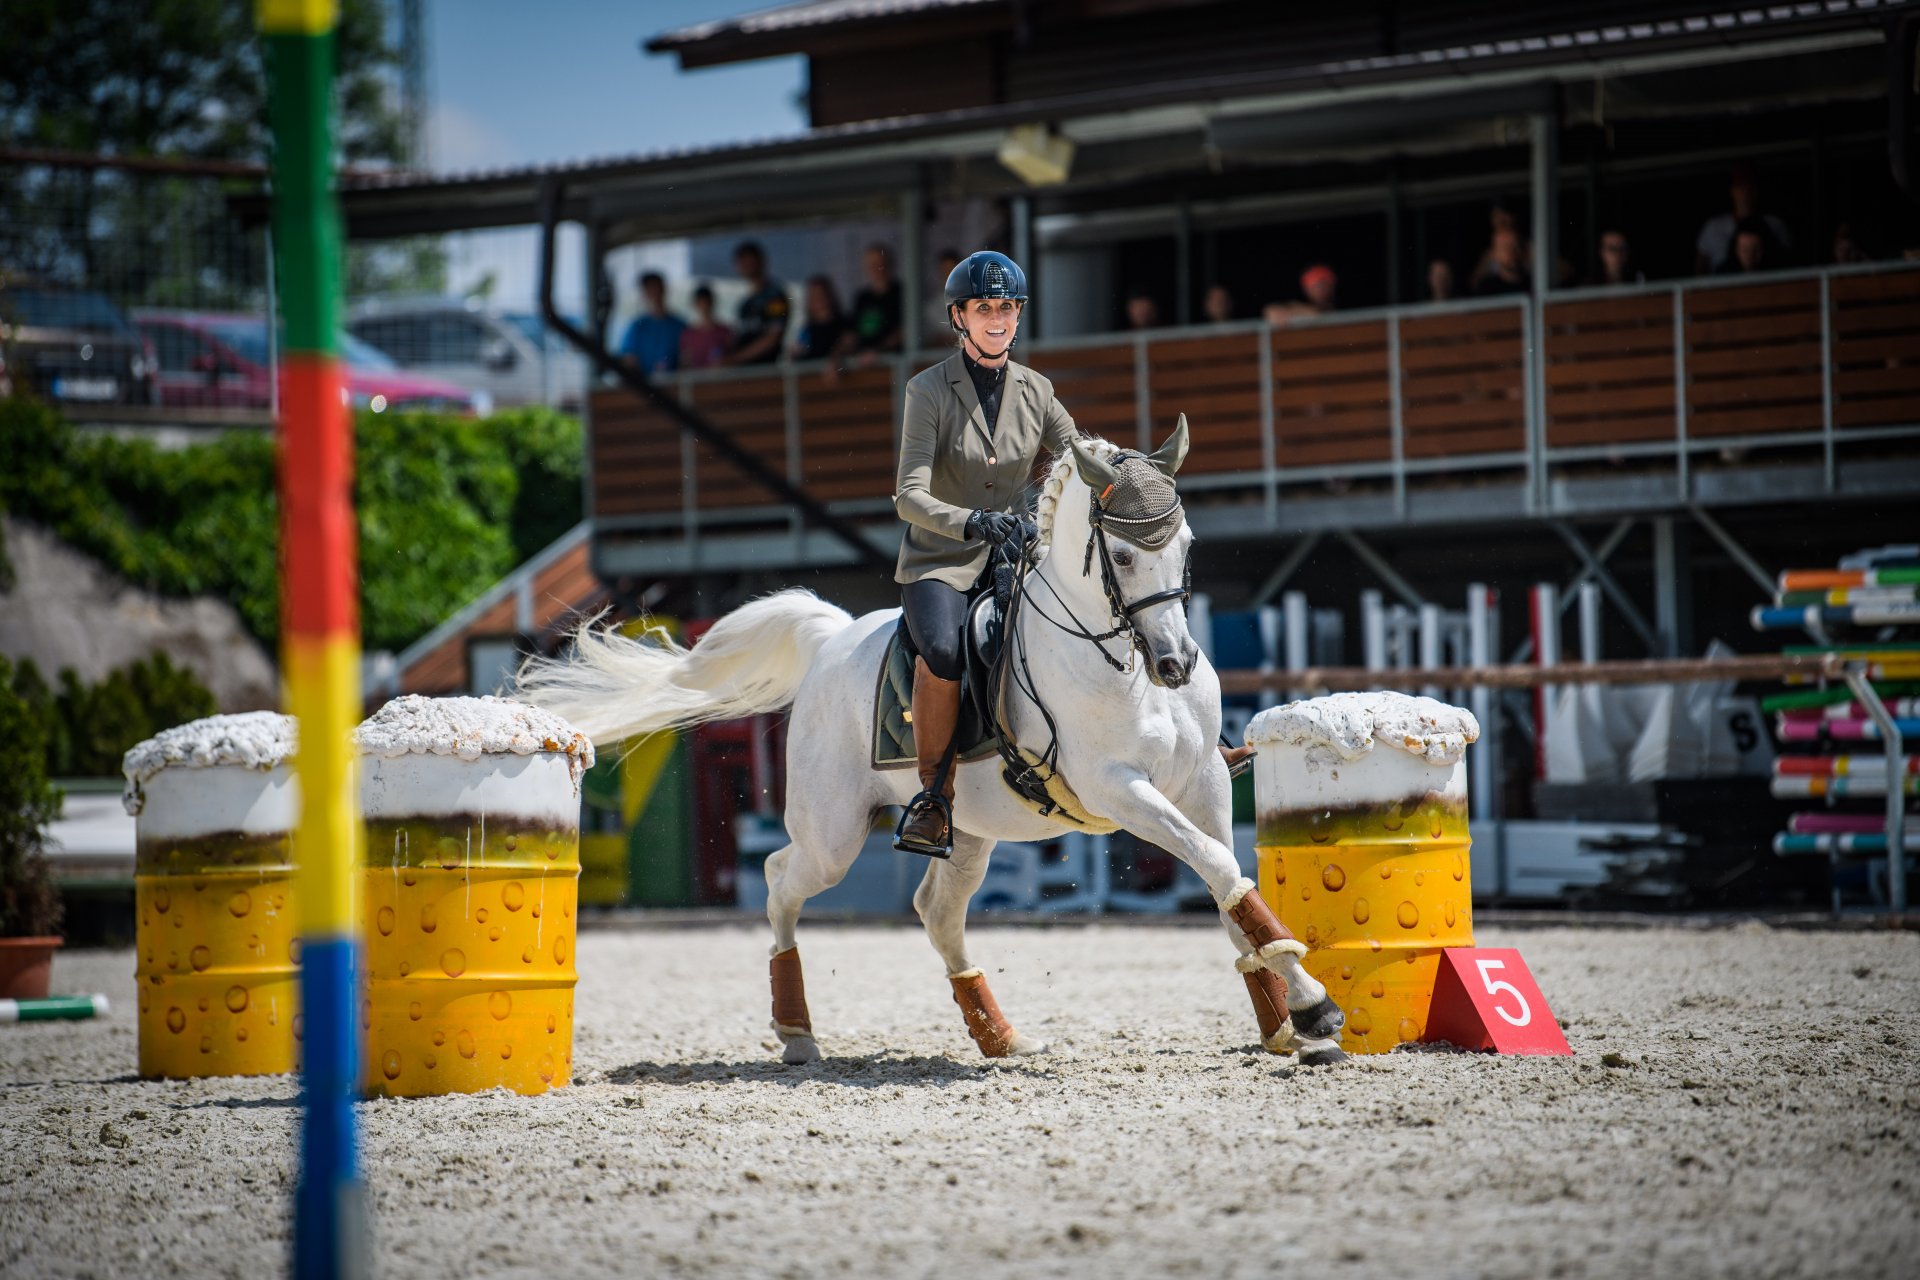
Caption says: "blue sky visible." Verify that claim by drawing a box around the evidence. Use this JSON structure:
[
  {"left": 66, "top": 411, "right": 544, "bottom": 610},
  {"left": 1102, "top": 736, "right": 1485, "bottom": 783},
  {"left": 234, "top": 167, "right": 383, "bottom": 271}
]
[{"left": 427, "top": 1, "right": 807, "bottom": 172}]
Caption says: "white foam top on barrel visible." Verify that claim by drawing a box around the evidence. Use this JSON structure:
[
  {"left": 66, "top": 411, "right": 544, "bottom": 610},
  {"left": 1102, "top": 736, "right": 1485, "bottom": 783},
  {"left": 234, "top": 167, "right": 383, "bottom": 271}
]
[
  {"left": 355, "top": 695, "right": 595, "bottom": 783},
  {"left": 122, "top": 712, "right": 298, "bottom": 817},
  {"left": 1246, "top": 692, "right": 1479, "bottom": 766}
]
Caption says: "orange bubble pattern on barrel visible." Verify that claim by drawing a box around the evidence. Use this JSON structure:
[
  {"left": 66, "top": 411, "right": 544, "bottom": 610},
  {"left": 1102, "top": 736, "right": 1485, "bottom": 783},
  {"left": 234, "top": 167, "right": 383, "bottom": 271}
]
[
  {"left": 1255, "top": 797, "right": 1473, "bottom": 1055},
  {"left": 135, "top": 828, "right": 299, "bottom": 1079},
  {"left": 361, "top": 816, "right": 579, "bottom": 1097}
]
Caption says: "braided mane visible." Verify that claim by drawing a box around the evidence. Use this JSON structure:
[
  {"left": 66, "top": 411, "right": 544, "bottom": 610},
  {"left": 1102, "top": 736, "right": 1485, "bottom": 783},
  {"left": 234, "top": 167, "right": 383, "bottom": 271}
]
[{"left": 1031, "top": 436, "right": 1121, "bottom": 563}]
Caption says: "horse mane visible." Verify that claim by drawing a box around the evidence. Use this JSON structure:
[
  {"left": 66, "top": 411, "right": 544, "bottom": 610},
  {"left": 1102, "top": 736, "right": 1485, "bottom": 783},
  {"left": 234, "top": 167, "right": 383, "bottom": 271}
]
[{"left": 1032, "top": 436, "right": 1121, "bottom": 563}]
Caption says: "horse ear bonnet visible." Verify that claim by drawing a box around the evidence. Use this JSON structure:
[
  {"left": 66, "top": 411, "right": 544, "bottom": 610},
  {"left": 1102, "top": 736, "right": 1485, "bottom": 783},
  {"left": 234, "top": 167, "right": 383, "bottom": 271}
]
[{"left": 1096, "top": 457, "right": 1184, "bottom": 549}]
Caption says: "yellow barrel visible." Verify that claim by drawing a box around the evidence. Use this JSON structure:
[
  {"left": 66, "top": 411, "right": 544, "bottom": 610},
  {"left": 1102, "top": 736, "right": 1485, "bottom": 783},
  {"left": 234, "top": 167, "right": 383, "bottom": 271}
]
[
  {"left": 1247, "top": 693, "right": 1478, "bottom": 1054},
  {"left": 124, "top": 714, "right": 301, "bottom": 1078},
  {"left": 356, "top": 696, "right": 594, "bottom": 1097}
]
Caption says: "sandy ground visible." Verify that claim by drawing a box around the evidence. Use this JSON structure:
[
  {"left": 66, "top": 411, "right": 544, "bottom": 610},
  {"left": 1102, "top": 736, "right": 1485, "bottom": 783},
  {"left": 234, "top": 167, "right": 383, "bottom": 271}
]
[{"left": 2, "top": 920, "right": 1917, "bottom": 1280}]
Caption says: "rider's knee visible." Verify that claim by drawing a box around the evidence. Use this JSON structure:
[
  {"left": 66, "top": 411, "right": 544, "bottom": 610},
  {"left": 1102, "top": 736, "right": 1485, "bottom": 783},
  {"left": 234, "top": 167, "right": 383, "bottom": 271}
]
[{"left": 920, "top": 641, "right": 965, "bottom": 682}]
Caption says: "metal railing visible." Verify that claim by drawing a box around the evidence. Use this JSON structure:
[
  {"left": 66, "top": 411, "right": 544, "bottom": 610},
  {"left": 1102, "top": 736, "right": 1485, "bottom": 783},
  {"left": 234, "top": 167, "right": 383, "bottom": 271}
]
[{"left": 587, "top": 259, "right": 1920, "bottom": 550}]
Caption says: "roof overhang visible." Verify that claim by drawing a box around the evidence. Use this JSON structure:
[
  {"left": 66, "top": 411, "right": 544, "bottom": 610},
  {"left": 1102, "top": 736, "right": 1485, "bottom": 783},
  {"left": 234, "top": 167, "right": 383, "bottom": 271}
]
[{"left": 317, "top": 3, "right": 1900, "bottom": 244}]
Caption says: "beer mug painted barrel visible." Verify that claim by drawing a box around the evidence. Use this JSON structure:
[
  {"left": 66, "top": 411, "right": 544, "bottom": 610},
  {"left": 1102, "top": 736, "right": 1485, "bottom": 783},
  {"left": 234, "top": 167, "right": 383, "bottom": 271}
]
[
  {"left": 1248, "top": 693, "right": 1479, "bottom": 1054},
  {"left": 124, "top": 713, "right": 300, "bottom": 1078},
  {"left": 356, "top": 696, "right": 594, "bottom": 1097}
]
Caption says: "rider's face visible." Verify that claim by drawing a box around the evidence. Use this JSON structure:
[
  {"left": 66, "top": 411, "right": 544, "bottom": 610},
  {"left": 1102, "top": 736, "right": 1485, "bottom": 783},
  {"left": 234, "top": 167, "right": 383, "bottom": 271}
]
[{"left": 956, "top": 298, "right": 1022, "bottom": 359}]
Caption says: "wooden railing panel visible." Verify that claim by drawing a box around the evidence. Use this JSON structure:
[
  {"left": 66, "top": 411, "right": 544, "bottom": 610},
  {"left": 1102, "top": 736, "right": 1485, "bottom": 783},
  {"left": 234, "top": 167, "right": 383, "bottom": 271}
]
[
  {"left": 1682, "top": 280, "right": 1823, "bottom": 438},
  {"left": 589, "top": 388, "right": 684, "bottom": 516},
  {"left": 796, "top": 367, "right": 895, "bottom": 505},
  {"left": 1026, "top": 342, "right": 1138, "bottom": 444},
  {"left": 1543, "top": 294, "right": 1675, "bottom": 447},
  {"left": 1145, "top": 330, "right": 1262, "bottom": 473},
  {"left": 1831, "top": 271, "right": 1920, "bottom": 430},
  {"left": 1269, "top": 321, "right": 1391, "bottom": 469},
  {"left": 1400, "top": 307, "right": 1526, "bottom": 460}
]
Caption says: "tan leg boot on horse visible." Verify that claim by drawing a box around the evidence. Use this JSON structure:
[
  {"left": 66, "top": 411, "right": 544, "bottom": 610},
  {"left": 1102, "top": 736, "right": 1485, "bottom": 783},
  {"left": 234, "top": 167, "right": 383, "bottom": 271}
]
[{"left": 894, "top": 657, "right": 963, "bottom": 858}]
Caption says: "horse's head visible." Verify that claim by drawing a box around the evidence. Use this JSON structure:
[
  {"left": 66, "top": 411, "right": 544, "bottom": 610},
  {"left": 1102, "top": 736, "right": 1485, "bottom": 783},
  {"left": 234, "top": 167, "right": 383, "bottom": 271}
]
[{"left": 1050, "top": 417, "right": 1199, "bottom": 689}]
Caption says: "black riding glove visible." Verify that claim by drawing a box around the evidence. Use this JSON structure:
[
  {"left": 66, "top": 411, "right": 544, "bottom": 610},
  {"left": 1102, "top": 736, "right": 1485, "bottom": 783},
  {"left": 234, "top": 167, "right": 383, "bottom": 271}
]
[{"left": 966, "top": 509, "right": 1036, "bottom": 550}]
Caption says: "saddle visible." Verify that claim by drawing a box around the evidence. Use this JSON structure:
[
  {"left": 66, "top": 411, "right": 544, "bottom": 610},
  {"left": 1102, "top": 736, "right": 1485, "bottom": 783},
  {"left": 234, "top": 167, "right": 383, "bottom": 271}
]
[{"left": 869, "top": 593, "right": 1002, "bottom": 771}]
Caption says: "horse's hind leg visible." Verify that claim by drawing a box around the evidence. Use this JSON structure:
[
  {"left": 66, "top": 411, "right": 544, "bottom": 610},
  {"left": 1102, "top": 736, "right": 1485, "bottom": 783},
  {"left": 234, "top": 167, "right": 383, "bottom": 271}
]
[
  {"left": 913, "top": 832, "right": 1046, "bottom": 1058},
  {"left": 764, "top": 813, "right": 867, "bottom": 1065}
]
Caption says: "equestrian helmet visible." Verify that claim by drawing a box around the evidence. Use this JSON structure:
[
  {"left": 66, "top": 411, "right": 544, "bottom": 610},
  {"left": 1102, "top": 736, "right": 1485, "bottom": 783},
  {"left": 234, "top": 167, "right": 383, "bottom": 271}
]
[{"left": 945, "top": 251, "right": 1028, "bottom": 308}]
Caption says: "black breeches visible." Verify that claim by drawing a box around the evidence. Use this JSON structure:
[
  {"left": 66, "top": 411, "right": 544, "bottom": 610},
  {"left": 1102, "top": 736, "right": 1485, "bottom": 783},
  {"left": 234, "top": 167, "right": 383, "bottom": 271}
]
[{"left": 901, "top": 578, "right": 974, "bottom": 681}]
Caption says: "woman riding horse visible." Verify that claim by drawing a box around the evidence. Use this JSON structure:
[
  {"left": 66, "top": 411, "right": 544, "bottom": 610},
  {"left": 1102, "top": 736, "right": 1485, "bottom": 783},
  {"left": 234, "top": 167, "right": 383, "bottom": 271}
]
[
  {"left": 891, "top": 251, "right": 1073, "bottom": 857},
  {"left": 892, "top": 252, "right": 1249, "bottom": 857}
]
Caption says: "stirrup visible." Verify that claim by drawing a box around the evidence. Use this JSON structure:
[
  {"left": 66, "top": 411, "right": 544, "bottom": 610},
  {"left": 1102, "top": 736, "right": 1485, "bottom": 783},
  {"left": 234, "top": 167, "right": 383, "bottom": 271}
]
[
  {"left": 892, "top": 790, "right": 954, "bottom": 860},
  {"left": 1227, "top": 748, "right": 1257, "bottom": 781}
]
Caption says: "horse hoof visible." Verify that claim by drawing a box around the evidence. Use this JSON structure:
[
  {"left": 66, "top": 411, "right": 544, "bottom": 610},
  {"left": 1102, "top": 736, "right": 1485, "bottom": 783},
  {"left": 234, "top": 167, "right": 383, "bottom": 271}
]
[
  {"left": 1299, "top": 1044, "right": 1349, "bottom": 1067},
  {"left": 1290, "top": 997, "right": 1345, "bottom": 1042},
  {"left": 781, "top": 1035, "right": 822, "bottom": 1065},
  {"left": 1005, "top": 1031, "right": 1049, "bottom": 1057}
]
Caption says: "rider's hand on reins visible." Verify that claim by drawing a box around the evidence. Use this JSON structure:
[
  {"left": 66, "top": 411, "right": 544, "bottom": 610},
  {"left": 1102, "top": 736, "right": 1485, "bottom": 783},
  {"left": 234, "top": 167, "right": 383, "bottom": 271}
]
[{"left": 967, "top": 509, "right": 1037, "bottom": 553}]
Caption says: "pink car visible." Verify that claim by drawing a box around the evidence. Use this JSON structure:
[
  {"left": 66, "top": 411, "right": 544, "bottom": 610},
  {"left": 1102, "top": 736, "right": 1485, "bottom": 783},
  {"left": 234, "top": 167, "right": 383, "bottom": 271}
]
[{"left": 134, "top": 311, "right": 487, "bottom": 415}]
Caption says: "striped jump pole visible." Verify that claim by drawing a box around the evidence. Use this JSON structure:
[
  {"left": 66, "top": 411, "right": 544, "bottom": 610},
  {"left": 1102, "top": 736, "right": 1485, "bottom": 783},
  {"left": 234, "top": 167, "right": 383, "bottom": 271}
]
[{"left": 261, "top": 2, "right": 366, "bottom": 1277}]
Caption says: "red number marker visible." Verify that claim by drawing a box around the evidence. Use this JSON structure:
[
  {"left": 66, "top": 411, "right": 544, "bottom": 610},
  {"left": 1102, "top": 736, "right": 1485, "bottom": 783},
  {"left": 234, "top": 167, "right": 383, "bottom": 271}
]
[{"left": 1422, "top": 948, "right": 1571, "bottom": 1056}]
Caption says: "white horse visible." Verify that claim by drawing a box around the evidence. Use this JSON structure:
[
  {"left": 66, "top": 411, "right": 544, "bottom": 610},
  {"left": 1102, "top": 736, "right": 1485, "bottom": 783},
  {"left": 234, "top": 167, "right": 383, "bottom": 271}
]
[{"left": 517, "top": 422, "right": 1347, "bottom": 1066}]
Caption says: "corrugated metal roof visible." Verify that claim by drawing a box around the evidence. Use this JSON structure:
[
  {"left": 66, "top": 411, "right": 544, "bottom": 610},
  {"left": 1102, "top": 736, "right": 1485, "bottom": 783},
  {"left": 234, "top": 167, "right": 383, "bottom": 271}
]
[{"left": 648, "top": 0, "right": 1000, "bottom": 51}]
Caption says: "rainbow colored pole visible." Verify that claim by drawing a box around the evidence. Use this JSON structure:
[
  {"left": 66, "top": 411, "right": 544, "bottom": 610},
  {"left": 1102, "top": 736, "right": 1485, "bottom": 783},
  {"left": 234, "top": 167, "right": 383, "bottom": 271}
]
[{"left": 260, "top": 3, "right": 366, "bottom": 1277}]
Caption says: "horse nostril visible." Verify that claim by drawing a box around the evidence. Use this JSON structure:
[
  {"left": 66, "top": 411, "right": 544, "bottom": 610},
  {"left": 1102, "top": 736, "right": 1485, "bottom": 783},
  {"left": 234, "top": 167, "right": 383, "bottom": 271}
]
[{"left": 1155, "top": 656, "right": 1184, "bottom": 684}]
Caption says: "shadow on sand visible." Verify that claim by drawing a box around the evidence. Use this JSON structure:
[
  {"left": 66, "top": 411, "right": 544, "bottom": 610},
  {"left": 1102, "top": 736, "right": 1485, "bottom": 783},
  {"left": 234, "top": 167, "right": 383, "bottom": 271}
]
[{"left": 604, "top": 1050, "right": 1056, "bottom": 1090}]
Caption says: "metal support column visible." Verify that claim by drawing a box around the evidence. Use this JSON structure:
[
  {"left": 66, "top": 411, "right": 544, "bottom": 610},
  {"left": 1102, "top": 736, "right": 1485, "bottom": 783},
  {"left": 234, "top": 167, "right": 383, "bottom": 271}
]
[
  {"left": 1361, "top": 590, "right": 1387, "bottom": 671},
  {"left": 1530, "top": 583, "right": 1559, "bottom": 780},
  {"left": 1846, "top": 669, "right": 1908, "bottom": 913},
  {"left": 1528, "top": 108, "right": 1560, "bottom": 514},
  {"left": 1467, "top": 583, "right": 1504, "bottom": 894},
  {"left": 901, "top": 183, "right": 926, "bottom": 359},
  {"left": 1577, "top": 581, "right": 1603, "bottom": 663},
  {"left": 1652, "top": 516, "right": 1690, "bottom": 658}
]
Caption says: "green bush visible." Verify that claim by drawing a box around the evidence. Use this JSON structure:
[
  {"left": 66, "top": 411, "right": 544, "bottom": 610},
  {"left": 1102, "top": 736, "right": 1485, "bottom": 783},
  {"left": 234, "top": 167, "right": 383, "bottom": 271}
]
[
  {"left": 10, "top": 654, "right": 217, "bottom": 779},
  {"left": 0, "top": 398, "right": 582, "bottom": 652},
  {"left": 0, "top": 654, "right": 64, "bottom": 938}
]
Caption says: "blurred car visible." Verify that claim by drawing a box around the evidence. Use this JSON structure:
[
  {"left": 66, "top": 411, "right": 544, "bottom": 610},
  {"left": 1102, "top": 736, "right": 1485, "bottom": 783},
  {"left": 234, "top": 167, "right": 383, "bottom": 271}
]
[
  {"left": 0, "top": 277, "right": 157, "bottom": 406},
  {"left": 348, "top": 298, "right": 587, "bottom": 409},
  {"left": 134, "top": 311, "right": 487, "bottom": 415}
]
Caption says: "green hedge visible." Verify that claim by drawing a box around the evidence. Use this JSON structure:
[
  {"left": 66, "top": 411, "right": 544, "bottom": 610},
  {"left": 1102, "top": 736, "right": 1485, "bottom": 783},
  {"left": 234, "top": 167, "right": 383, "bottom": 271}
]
[{"left": 0, "top": 398, "right": 581, "bottom": 652}]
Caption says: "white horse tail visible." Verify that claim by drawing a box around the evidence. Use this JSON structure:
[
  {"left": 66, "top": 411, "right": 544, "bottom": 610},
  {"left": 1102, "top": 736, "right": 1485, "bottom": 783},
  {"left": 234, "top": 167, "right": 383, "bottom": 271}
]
[{"left": 514, "top": 588, "right": 854, "bottom": 745}]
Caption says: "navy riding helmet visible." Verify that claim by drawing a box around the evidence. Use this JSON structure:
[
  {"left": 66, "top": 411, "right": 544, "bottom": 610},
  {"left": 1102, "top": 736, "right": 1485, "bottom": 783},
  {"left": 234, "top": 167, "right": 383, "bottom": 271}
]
[{"left": 945, "top": 251, "right": 1028, "bottom": 330}]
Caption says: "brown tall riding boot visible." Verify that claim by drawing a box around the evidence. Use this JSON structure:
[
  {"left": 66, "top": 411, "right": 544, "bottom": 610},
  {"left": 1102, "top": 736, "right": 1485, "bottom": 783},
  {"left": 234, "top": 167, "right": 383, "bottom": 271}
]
[{"left": 894, "top": 657, "right": 963, "bottom": 857}]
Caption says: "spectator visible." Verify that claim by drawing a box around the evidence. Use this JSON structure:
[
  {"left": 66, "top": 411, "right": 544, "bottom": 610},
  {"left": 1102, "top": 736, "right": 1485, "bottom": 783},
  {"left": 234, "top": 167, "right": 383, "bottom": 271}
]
[
  {"left": 1832, "top": 222, "right": 1869, "bottom": 265},
  {"left": 1695, "top": 164, "right": 1792, "bottom": 274},
  {"left": 836, "top": 243, "right": 903, "bottom": 361},
  {"left": 720, "top": 240, "right": 790, "bottom": 366},
  {"left": 1718, "top": 218, "right": 1774, "bottom": 275},
  {"left": 926, "top": 247, "right": 963, "bottom": 346},
  {"left": 791, "top": 275, "right": 849, "bottom": 361},
  {"left": 617, "top": 271, "right": 685, "bottom": 375},
  {"left": 1590, "top": 230, "right": 1644, "bottom": 286},
  {"left": 1300, "top": 264, "right": 1337, "bottom": 315},
  {"left": 1470, "top": 204, "right": 1523, "bottom": 291},
  {"left": 679, "top": 284, "right": 732, "bottom": 370},
  {"left": 1125, "top": 290, "right": 1159, "bottom": 330},
  {"left": 1427, "top": 259, "right": 1455, "bottom": 302},
  {"left": 1202, "top": 284, "right": 1234, "bottom": 324},
  {"left": 1474, "top": 228, "right": 1530, "bottom": 296}
]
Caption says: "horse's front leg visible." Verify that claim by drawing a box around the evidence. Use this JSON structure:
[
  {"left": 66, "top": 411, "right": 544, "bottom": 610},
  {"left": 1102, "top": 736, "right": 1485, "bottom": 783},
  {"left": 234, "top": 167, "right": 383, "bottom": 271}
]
[
  {"left": 1090, "top": 764, "right": 1347, "bottom": 1058},
  {"left": 914, "top": 833, "right": 1046, "bottom": 1058}
]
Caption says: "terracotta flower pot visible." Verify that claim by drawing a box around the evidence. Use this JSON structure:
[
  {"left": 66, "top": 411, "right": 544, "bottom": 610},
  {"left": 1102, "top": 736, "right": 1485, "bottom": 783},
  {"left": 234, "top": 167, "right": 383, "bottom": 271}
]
[{"left": 0, "top": 937, "right": 63, "bottom": 1000}]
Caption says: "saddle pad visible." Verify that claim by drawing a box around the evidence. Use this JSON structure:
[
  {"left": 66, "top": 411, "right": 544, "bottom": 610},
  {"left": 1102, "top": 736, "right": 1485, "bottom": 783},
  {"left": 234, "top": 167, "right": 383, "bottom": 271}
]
[{"left": 871, "top": 624, "right": 1000, "bottom": 770}]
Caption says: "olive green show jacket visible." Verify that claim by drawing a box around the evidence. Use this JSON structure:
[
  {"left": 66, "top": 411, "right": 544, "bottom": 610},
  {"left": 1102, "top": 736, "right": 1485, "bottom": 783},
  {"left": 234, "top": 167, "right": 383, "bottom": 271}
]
[{"left": 893, "top": 351, "right": 1080, "bottom": 588}]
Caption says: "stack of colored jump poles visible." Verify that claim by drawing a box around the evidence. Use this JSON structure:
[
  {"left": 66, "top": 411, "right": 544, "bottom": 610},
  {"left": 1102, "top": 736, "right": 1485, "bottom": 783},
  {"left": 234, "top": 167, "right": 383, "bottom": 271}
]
[{"left": 1753, "top": 547, "right": 1918, "bottom": 911}]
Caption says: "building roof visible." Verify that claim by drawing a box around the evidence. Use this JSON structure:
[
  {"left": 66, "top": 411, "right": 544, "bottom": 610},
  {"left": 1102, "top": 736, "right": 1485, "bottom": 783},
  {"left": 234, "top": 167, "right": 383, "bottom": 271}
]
[
  {"left": 324, "top": 0, "right": 1903, "bottom": 240},
  {"left": 647, "top": 0, "right": 1000, "bottom": 53}
]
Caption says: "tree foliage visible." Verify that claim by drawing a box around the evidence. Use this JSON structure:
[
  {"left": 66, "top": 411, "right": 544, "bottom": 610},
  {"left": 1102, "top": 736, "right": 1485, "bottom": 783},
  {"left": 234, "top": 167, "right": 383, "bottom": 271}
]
[
  {"left": 0, "top": 654, "right": 63, "bottom": 938},
  {"left": 0, "top": 398, "right": 583, "bottom": 653}
]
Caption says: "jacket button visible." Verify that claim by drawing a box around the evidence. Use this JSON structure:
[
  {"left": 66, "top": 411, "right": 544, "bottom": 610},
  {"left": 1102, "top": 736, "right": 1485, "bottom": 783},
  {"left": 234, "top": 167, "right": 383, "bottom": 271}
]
[{"left": 988, "top": 456, "right": 997, "bottom": 465}]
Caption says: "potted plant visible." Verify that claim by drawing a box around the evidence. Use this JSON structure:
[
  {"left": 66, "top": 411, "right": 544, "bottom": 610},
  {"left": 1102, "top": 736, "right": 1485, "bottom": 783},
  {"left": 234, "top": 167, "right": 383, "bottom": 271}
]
[{"left": 0, "top": 653, "right": 64, "bottom": 997}]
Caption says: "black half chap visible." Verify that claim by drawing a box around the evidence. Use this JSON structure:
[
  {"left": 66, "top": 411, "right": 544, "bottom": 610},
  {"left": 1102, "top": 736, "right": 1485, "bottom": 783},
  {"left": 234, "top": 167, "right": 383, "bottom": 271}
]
[{"left": 901, "top": 578, "right": 976, "bottom": 682}]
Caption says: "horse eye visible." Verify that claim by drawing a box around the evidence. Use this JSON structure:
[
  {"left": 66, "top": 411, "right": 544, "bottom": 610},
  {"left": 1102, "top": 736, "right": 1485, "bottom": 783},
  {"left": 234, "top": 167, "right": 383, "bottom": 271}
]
[{"left": 1113, "top": 551, "right": 1135, "bottom": 568}]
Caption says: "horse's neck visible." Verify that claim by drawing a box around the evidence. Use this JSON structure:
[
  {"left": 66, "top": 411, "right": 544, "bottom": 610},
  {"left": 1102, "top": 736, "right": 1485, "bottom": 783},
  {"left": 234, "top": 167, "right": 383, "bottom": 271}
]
[{"left": 1033, "top": 483, "right": 1109, "bottom": 624}]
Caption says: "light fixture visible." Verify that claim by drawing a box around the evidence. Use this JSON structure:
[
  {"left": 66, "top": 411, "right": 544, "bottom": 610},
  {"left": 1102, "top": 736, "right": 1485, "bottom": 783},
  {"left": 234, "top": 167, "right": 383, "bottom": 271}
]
[{"left": 998, "top": 123, "right": 1074, "bottom": 187}]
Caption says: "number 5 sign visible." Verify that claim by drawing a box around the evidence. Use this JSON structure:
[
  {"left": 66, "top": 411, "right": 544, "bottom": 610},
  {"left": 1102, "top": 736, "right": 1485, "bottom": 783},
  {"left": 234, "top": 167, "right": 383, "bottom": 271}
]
[{"left": 1422, "top": 948, "right": 1571, "bottom": 1055}]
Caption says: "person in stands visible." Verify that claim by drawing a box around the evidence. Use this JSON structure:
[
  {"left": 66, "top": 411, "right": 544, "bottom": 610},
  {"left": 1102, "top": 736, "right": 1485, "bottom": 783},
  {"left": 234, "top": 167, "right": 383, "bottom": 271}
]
[
  {"left": 1125, "top": 290, "right": 1160, "bottom": 330},
  {"left": 720, "top": 240, "right": 790, "bottom": 366},
  {"left": 1590, "top": 231, "right": 1644, "bottom": 286},
  {"left": 836, "top": 243, "right": 904, "bottom": 363},
  {"left": 1717, "top": 218, "right": 1776, "bottom": 275},
  {"left": 617, "top": 271, "right": 685, "bottom": 376},
  {"left": 1474, "top": 228, "right": 1530, "bottom": 296},
  {"left": 1202, "top": 283, "right": 1234, "bottom": 324},
  {"left": 678, "top": 284, "right": 733, "bottom": 370},
  {"left": 791, "top": 275, "right": 849, "bottom": 362},
  {"left": 1427, "top": 259, "right": 1455, "bottom": 302},
  {"left": 1695, "top": 165, "right": 1793, "bottom": 274}
]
